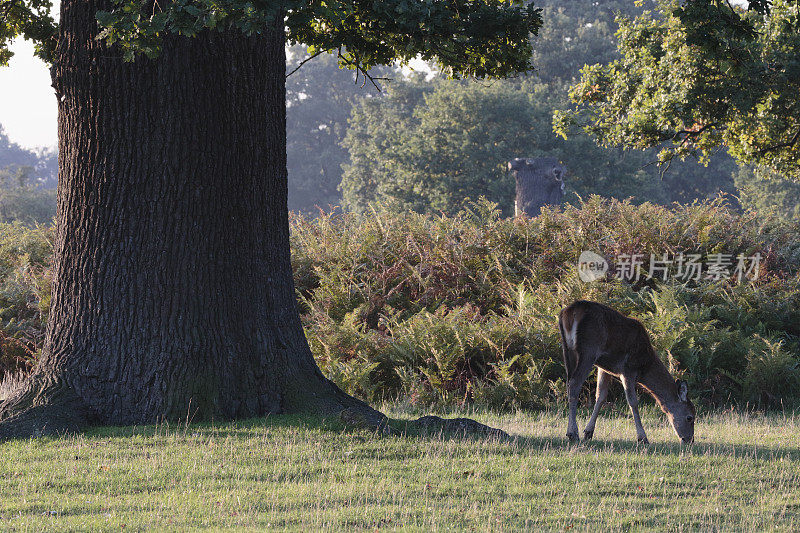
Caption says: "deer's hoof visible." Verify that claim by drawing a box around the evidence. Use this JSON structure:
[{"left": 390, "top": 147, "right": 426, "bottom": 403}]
[{"left": 583, "top": 429, "right": 594, "bottom": 441}]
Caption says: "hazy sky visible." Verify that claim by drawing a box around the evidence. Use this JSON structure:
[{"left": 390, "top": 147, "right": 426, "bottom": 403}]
[{"left": 0, "top": 39, "right": 58, "bottom": 150}]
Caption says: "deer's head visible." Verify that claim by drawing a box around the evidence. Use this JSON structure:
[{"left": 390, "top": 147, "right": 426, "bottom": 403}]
[{"left": 666, "top": 379, "right": 695, "bottom": 443}]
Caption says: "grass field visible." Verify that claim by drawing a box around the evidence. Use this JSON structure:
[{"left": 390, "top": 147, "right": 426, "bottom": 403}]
[{"left": 1, "top": 405, "right": 798, "bottom": 531}]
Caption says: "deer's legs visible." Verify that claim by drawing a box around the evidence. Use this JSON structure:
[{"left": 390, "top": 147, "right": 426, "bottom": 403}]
[
  {"left": 621, "top": 373, "right": 649, "bottom": 444},
  {"left": 566, "top": 354, "right": 595, "bottom": 444},
  {"left": 583, "top": 369, "right": 612, "bottom": 441}
]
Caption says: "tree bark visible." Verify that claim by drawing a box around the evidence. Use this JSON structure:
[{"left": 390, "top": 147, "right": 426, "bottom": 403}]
[
  {"left": 510, "top": 157, "right": 566, "bottom": 217},
  {"left": 0, "top": 0, "right": 383, "bottom": 438}
]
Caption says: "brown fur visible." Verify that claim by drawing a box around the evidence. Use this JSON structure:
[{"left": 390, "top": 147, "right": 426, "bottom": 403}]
[{"left": 558, "top": 300, "right": 695, "bottom": 444}]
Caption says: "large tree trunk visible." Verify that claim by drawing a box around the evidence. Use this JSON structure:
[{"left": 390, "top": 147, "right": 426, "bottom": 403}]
[{"left": 0, "top": 0, "right": 381, "bottom": 438}]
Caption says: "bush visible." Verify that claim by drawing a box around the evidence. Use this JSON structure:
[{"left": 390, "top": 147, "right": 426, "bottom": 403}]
[
  {"left": 0, "top": 187, "right": 56, "bottom": 225},
  {"left": 292, "top": 197, "right": 800, "bottom": 410},
  {"left": 0, "top": 223, "right": 53, "bottom": 374},
  {"left": 2, "top": 198, "right": 799, "bottom": 411}
]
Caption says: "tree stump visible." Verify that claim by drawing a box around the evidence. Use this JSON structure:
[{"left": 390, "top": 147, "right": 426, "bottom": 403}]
[{"left": 508, "top": 157, "right": 567, "bottom": 217}]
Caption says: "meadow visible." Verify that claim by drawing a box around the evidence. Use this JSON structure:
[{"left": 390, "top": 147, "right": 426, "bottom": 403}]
[
  {"left": 1, "top": 406, "right": 798, "bottom": 531},
  {"left": 1, "top": 198, "right": 799, "bottom": 531}
]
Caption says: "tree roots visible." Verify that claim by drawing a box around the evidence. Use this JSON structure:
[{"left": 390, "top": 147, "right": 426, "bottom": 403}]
[
  {"left": 0, "top": 375, "right": 93, "bottom": 440},
  {"left": 338, "top": 407, "right": 509, "bottom": 439}
]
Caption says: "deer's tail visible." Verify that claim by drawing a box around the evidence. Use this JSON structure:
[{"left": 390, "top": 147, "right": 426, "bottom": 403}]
[{"left": 558, "top": 310, "right": 577, "bottom": 380}]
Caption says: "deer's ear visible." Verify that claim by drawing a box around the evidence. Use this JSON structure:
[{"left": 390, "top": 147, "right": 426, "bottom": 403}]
[{"left": 676, "top": 379, "right": 688, "bottom": 402}]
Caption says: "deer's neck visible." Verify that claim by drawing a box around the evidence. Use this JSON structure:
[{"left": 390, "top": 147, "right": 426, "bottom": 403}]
[{"left": 638, "top": 358, "right": 680, "bottom": 413}]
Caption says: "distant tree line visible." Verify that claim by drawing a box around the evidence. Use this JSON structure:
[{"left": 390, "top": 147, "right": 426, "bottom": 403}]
[
  {"left": 4, "top": 0, "right": 798, "bottom": 223},
  {"left": 0, "top": 126, "right": 57, "bottom": 224},
  {"left": 286, "top": 0, "right": 799, "bottom": 220}
]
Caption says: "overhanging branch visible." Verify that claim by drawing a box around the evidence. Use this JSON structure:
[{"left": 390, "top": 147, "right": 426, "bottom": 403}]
[
  {"left": 285, "top": 50, "right": 324, "bottom": 79},
  {"left": 755, "top": 127, "right": 800, "bottom": 157}
]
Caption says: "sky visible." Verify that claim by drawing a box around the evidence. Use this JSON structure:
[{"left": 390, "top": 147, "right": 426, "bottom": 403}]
[{"left": 0, "top": 39, "right": 58, "bottom": 150}]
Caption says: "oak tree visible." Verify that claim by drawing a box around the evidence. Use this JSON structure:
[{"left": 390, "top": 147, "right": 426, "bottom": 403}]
[
  {"left": 0, "top": 0, "right": 541, "bottom": 438},
  {"left": 554, "top": 0, "right": 800, "bottom": 178}
]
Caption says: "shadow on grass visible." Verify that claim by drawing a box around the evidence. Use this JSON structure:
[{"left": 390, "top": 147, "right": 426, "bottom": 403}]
[
  {"left": 76, "top": 413, "right": 800, "bottom": 463},
  {"left": 506, "top": 434, "right": 800, "bottom": 462},
  {"left": 84, "top": 413, "right": 347, "bottom": 440}
]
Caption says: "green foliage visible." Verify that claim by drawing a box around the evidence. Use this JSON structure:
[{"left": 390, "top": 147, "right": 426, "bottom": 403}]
[
  {"left": 292, "top": 198, "right": 800, "bottom": 411},
  {"left": 0, "top": 223, "right": 53, "bottom": 374},
  {"left": 0, "top": 127, "right": 58, "bottom": 188},
  {"left": 4, "top": 198, "right": 800, "bottom": 409},
  {"left": 0, "top": 164, "right": 57, "bottom": 225},
  {"left": 555, "top": 0, "right": 800, "bottom": 178},
  {"left": 339, "top": 79, "right": 431, "bottom": 214},
  {"left": 339, "top": 0, "right": 740, "bottom": 216},
  {"left": 634, "top": 284, "right": 800, "bottom": 408},
  {"left": 529, "top": 0, "right": 653, "bottom": 86},
  {"left": 735, "top": 166, "right": 800, "bottom": 221},
  {"left": 0, "top": 0, "right": 57, "bottom": 64},
  {"left": 286, "top": 46, "right": 397, "bottom": 214},
  {"left": 341, "top": 80, "right": 552, "bottom": 215},
  {"left": 341, "top": 75, "right": 736, "bottom": 215},
  {"left": 92, "top": 0, "right": 541, "bottom": 79},
  {"left": 0, "top": 186, "right": 56, "bottom": 226}
]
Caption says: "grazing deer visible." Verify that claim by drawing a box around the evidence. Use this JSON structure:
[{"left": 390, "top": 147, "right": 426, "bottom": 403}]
[{"left": 558, "top": 300, "right": 695, "bottom": 444}]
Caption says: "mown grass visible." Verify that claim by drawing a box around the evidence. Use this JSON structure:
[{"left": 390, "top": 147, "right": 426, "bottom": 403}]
[{"left": 1, "top": 406, "right": 798, "bottom": 531}]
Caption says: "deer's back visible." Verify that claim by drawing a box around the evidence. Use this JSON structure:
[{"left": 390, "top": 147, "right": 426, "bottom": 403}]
[{"left": 559, "top": 300, "right": 656, "bottom": 376}]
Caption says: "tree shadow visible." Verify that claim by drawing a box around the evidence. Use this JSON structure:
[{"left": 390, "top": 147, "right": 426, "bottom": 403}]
[
  {"left": 76, "top": 414, "right": 800, "bottom": 463},
  {"left": 501, "top": 433, "right": 800, "bottom": 462}
]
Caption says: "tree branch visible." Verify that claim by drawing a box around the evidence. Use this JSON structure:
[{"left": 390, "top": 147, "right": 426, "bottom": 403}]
[
  {"left": 671, "top": 122, "right": 719, "bottom": 143},
  {"left": 285, "top": 50, "right": 324, "bottom": 79},
  {"left": 755, "top": 127, "right": 800, "bottom": 157},
  {"left": 336, "top": 50, "right": 386, "bottom": 93}
]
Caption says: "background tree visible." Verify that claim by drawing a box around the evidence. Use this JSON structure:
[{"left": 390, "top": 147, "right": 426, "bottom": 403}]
[
  {"left": 0, "top": 0, "right": 542, "bottom": 438},
  {"left": 342, "top": 80, "right": 548, "bottom": 215},
  {"left": 0, "top": 164, "right": 56, "bottom": 224},
  {"left": 527, "top": 0, "right": 649, "bottom": 87},
  {"left": 285, "top": 46, "right": 398, "bottom": 214},
  {"left": 0, "top": 126, "right": 57, "bottom": 222},
  {"left": 340, "top": 80, "right": 736, "bottom": 216},
  {"left": 30, "top": 146, "right": 57, "bottom": 189},
  {"left": 339, "top": 78, "right": 431, "bottom": 214},
  {"left": 554, "top": 0, "right": 800, "bottom": 178},
  {"left": 735, "top": 166, "right": 800, "bottom": 221},
  {"left": 0, "top": 127, "right": 37, "bottom": 170},
  {"left": 0, "top": 125, "right": 57, "bottom": 186},
  {"left": 340, "top": 0, "right": 738, "bottom": 216}
]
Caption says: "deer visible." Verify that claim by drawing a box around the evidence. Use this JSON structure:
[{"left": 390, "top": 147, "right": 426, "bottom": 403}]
[{"left": 558, "top": 300, "right": 695, "bottom": 444}]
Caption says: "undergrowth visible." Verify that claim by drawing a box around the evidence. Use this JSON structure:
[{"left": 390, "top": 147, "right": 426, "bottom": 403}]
[
  {"left": 2, "top": 197, "right": 799, "bottom": 412},
  {"left": 291, "top": 197, "right": 800, "bottom": 411}
]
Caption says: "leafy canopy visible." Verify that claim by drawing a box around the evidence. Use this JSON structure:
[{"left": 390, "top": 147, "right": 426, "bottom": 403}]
[
  {"left": 93, "top": 0, "right": 540, "bottom": 79},
  {"left": 3, "top": 1, "right": 541, "bottom": 77},
  {"left": 553, "top": 0, "right": 800, "bottom": 178},
  {"left": 0, "top": 0, "right": 57, "bottom": 63},
  {"left": 339, "top": 75, "right": 736, "bottom": 216}
]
